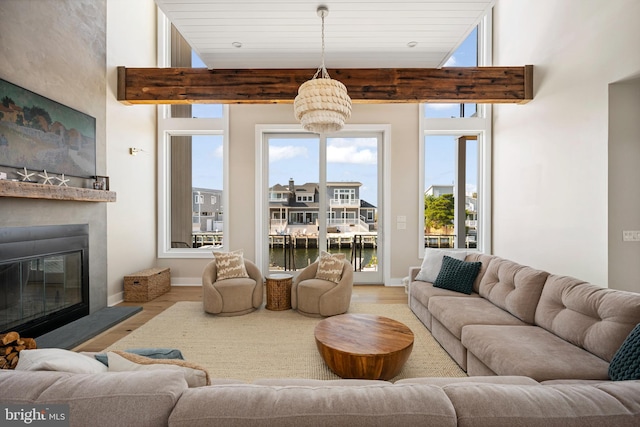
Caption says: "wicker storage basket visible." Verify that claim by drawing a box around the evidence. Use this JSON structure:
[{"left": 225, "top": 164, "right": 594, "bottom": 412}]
[
  {"left": 124, "top": 267, "right": 171, "bottom": 302},
  {"left": 265, "top": 274, "right": 293, "bottom": 311}
]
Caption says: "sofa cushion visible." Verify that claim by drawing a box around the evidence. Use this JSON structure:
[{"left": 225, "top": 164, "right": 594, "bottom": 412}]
[
  {"left": 415, "top": 249, "right": 467, "bottom": 283},
  {"left": 463, "top": 253, "right": 496, "bottom": 293},
  {"left": 609, "top": 323, "right": 640, "bottom": 381},
  {"left": 396, "top": 376, "right": 539, "bottom": 386},
  {"left": 253, "top": 378, "right": 389, "bottom": 386},
  {"left": 443, "top": 381, "right": 640, "bottom": 427},
  {"left": 0, "top": 370, "right": 187, "bottom": 427},
  {"left": 410, "top": 281, "right": 481, "bottom": 316},
  {"left": 0, "top": 370, "right": 75, "bottom": 400},
  {"left": 461, "top": 325, "right": 610, "bottom": 381},
  {"left": 477, "top": 257, "right": 548, "bottom": 324},
  {"left": 213, "top": 249, "right": 249, "bottom": 280},
  {"left": 428, "top": 297, "right": 527, "bottom": 339},
  {"left": 168, "top": 383, "right": 457, "bottom": 427},
  {"left": 212, "top": 276, "right": 260, "bottom": 312},
  {"left": 433, "top": 256, "right": 481, "bottom": 294},
  {"left": 535, "top": 275, "right": 640, "bottom": 362}
]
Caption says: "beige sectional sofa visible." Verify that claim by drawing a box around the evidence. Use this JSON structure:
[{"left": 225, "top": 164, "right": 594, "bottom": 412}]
[
  {"left": 1, "top": 251, "right": 638, "bottom": 425},
  {"left": 409, "top": 251, "right": 640, "bottom": 381},
  {"left": 1, "top": 370, "right": 639, "bottom": 426}
]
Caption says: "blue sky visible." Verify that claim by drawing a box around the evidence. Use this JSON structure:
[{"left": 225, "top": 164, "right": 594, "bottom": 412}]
[
  {"left": 423, "top": 27, "right": 478, "bottom": 196},
  {"left": 192, "top": 135, "right": 223, "bottom": 191},
  {"left": 269, "top": 136, "right": 379, "bottom": 206},
  {"left": 190, "top": 28, "right": 478, "bottom": 203}
]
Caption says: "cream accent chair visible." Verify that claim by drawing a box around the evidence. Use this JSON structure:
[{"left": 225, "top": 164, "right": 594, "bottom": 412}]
[
  {"left": 291, "top": 260, "right": 354, "bottom": 317},
  {"left": 202, "top": 259, "right": 264, "bottom": 316}
]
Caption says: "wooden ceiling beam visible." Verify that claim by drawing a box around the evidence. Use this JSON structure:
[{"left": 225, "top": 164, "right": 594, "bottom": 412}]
[{"left": 117, "top": 65, "right": 533, "bottom": 105}]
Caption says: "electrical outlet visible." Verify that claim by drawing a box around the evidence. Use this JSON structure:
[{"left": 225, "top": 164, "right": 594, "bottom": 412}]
[{"left": 622, "top": 231, "right": 640, "bottom": 242}]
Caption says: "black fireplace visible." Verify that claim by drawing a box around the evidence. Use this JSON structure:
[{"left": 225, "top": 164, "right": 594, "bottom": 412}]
[{"left": 0, "top": 224, "right": 89, "bottom": 338}]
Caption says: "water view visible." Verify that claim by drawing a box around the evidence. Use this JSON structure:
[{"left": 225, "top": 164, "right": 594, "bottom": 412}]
[{"left": 269, "top": 247, "right": 378, "bottom": 272}]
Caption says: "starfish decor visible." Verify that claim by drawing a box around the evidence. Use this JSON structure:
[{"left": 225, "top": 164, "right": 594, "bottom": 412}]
[
  {"left": 38, "top": 170, "right": 54, "bottom": 185},
  {"left": 16, "top": 167, "right": 35, "bottom": 182},
  {"left": 55, "top": 174, "right": 70, "bottom": 187}
]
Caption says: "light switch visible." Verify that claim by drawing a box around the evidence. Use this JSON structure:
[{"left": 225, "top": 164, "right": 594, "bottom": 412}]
[{"left": 397, "top": 215, "right": 407, "bottom": 222}]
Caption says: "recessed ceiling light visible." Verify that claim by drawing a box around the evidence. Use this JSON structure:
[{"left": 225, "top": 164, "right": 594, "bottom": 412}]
[
  {"left": 232, "top": 41, "right": 242, "bottom": 48},
  {"left": 407, "top": 41, "right": 418, "bottom": 48}
]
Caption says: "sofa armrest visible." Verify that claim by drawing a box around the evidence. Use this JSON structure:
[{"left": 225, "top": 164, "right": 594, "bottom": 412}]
[{"left": 409, "top": 267, "right": 421, "bottom": 282}]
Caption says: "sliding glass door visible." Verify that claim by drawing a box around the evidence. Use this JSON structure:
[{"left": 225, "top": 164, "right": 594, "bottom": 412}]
[
  {"left": 325, "top": 136, "right": 380, "bottom": 282},
  {"left": 262, "top": 131, "right": 382, "bottom": 284}
]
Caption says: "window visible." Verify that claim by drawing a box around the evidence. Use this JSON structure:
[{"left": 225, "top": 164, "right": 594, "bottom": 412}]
[
  {"left": 419, "top": 17, "right": 492, "bottom": 255},
  {"left": 259, "top": 129, "right": 387, "bottom": 284},
  {"left": 157, "top": 14, "right": 228, "bottom": 257},
  {"left": 424, "top": 28, "right": 479, "bottom": 119},
  {"left": 160, "top": 133, "right": 226, "bottom": 254},
  {"left": 297, "top": 195, "right": 313, "bottom": 202},
  {"left": 333, "top": 189, "right": 356, "bottom": 204},
  {"left": 423, "top": 135, "right": 480, "bottom": 250}
]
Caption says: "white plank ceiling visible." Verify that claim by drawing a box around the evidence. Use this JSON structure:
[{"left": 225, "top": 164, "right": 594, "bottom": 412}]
[{"left": 155, "top": 0, "right": 495, "bottom": 69}]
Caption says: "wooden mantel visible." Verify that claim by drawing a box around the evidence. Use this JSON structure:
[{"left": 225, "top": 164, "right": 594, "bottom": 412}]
[
  {"left": 0, "top": 180, "right": 116, "bottom": 203},
  {"left": 117, "top": 65, "right": 533, "bottom": 105}
]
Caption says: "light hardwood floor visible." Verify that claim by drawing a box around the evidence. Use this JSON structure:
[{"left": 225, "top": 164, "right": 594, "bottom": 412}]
[{"left": 74, "top": 285, "right": 408, "bottom": 353}]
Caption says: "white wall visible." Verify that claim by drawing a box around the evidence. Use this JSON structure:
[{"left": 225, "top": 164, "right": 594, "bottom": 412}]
[
  {"left": 492, "top": 0, "right": 640, "bottom": 288},
  {"left": 106, "top": 0, "right": 158, "bottom": 304}
]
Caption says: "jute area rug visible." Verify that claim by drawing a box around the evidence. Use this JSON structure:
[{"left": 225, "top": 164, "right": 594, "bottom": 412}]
[{"left": 104, "top": 302, "right": 466, "bottom": 382}]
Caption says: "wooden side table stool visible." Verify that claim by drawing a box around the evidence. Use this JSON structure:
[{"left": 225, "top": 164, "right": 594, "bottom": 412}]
[{"left": 265, "top": 273, "right": 293, "bottom": 311}]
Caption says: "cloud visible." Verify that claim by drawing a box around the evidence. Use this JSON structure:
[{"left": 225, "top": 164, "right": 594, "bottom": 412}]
[
  {"left": 444, "top": 55, "right": 457, "bottom": 66},
  {"left": 269, "top": 145, "right": 308, "bottom": 162},
  {"left": 213, "top": 145, "right": 223, "bottom": 158},
  {"left": 426, "top": 103, "right": 460, "bottom": 111},
  {"left": 327, "top": 138, "right": 377, "bottom": 164}
]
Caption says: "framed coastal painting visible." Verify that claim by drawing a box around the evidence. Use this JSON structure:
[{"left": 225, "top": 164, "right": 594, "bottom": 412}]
[{"left": 0, "top": 78, "right": 96, "bottom": 178}]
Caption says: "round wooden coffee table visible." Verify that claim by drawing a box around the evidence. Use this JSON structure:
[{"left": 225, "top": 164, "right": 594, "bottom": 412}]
[{"left": 314, "top": 313, "right": 414, "bottom": 380}]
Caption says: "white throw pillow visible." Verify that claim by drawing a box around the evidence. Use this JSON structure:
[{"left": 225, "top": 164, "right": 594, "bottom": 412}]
[
  {"left": 315, "top": 251, "right": 345, "bottom": 284},
  {"left": 415, "top": 249, "right": 467, "bottom": 283},
  {"left": 212, "top": 249, "right": 249, "bottom": 280},
  {"left": 15, "top": 348, "right": 108, "bottom": 374},
  {"left": 107, "top": 351, "right": 209, "bottom": 387}
]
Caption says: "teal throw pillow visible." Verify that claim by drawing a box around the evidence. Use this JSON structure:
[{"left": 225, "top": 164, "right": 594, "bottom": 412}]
[
  {"left": 433, "top": 255, "right": 481, "bottom": 295},
  {"left": 95, "top": 348, "right": 184, "bottom": 366},
  {"left": 608, "top": 323, "right": 640, "bottom": 381}
]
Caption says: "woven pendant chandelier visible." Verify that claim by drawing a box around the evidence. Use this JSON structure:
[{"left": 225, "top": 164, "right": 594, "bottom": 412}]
[{"left": 294, "top": 6, "right": 352, "bottom": 134}]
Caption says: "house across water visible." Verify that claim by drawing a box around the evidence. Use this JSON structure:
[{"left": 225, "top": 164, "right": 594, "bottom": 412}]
[{"left": 269, "top": 178, "right": 377, "bottom": 235}]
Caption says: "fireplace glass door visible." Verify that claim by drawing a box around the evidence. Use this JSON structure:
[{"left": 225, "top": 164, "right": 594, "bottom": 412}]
[{"left": 0, "top": 251, "right": 82, "bottom": 333}]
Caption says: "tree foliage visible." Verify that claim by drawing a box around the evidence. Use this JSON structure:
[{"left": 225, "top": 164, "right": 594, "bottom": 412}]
[
  {"left": 2, "top": 96, "right": 15, "bottom": 108},
  {"left": 23, "top": 105, "right": 52, "bottom": 129},
  {"left": 424, "top": 193, "right": 455, "bottom": 230}
]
